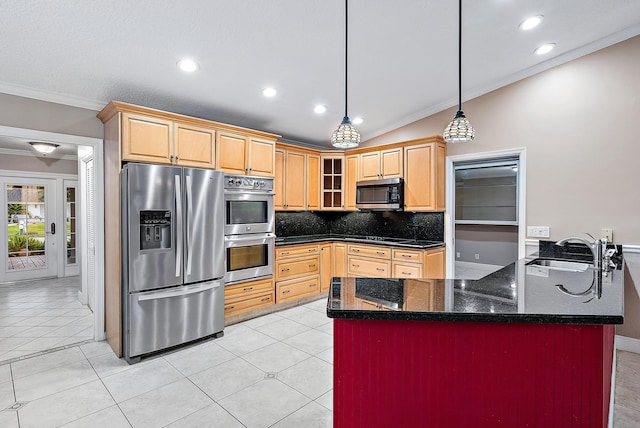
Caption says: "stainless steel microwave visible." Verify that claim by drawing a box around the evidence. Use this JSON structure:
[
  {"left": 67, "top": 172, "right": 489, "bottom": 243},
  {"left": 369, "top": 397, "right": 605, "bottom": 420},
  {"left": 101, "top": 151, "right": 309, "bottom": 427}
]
[{"left": 355, "top": 178, "right": 404, "bottom": 211}]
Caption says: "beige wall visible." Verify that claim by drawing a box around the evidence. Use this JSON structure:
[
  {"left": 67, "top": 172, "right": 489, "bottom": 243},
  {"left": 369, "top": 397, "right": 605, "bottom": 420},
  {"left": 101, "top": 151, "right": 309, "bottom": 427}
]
[
  {"left": 0, "top": 153, "right": 78, "bottom": 175},
  {"left": 0, "top": 93, "right": 103, "bottom": 139},
  {"left": 365, "top": 35, "right": 640, "bottom": 245}
]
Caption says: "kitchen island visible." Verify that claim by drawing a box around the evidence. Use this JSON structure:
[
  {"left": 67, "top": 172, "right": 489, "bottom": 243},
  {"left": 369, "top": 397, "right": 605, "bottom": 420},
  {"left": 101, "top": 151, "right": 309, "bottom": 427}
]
[{"left": 327, "top": 256, "right": 624, "bottom": 427}]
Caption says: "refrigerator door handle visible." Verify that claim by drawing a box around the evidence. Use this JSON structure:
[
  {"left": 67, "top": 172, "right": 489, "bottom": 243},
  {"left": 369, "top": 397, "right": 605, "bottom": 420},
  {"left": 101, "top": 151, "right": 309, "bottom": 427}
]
[
  {"left": 186, "top": 174, "right": 193, "bottom": 276},
  {"left": 136, "top": 282, "right": 222, "bottom": 301},
  {"left": 175, "top": 174, "right": 182, "bottom": 278}
]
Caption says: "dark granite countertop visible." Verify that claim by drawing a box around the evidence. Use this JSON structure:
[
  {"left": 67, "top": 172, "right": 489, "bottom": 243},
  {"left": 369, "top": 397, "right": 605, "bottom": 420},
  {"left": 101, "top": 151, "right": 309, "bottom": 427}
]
[
  {"left": 275, "top": 234, "right": 445, "bottom": 249},
  {"left": 326, "top": 255, "right": 625, "bottom": 325}
]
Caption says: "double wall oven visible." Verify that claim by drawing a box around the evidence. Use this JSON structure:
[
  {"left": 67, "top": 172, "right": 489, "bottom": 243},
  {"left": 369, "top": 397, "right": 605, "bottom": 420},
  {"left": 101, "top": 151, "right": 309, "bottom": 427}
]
[{"left": 224, "top": 174, "right": 275, "bottom": 284}]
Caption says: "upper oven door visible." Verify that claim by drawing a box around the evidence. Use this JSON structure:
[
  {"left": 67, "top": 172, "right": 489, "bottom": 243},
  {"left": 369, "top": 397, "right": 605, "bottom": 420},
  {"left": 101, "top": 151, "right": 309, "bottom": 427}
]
[{"left": 224, "top": 192, "right": 274, "bottom": 235}]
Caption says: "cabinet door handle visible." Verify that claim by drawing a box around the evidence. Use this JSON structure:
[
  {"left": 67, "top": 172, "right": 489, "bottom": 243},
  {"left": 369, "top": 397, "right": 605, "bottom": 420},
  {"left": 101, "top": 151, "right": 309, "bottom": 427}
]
[
  {"left": 281, "top": 268, "right": 290, "bottom": 272},
  {"left": 261, "top": 297, "right": 270, "bottom": 302},
  {"left": 282, "top": 290, "right": 291, "bottom": 294},
  {"left": 376, "top": 251, "right": 385, "bottom": 255},
  {"left": 308, "top": 249, "right": 315, "bottom": 252},
  {"left": 243, "top": 287, "right": 253, "bottom": 291},
  {"left": 175, "top": 156, "right": 179, "bottom": 161},
  {"left": 376, "top": 267, "right": 385, "bottom": 271},
  {"left": 352, "top": 264, "right": 359, "bottom": 268},
  {"left": 309, "top": 264, "right": 316, "bottom": 268},
  {"left": 281, "top": 251, "right": 290, "bottom": 255},
  {"left": 169, "top": 155, "right": 174, "bottom": 161},
  {"left": 225, "top": 305, "right": 235, "bottom": 310},
  {"left": 402, "top": 271, "right": 411, "bottom": 275},
  {"left": 353, "top": 248, "right": 360, "bottom": 252},
  {"left": 401, "top": 254, "right": 412, "bottom": 258},
  {"left": 309, "top": 283, "right": 315, "bottom": 288}
]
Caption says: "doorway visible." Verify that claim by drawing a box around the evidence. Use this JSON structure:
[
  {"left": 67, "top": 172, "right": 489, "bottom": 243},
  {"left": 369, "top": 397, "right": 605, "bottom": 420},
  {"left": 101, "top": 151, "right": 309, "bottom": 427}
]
[
  {"left": 0, "top": 125, "right": 104, "bottom": 353},
  {"left": 445, "top": 148, "right": 527, "bottom": 279},
  {"left": 1, "top": 177, "right": 58, "bottom": 281}
]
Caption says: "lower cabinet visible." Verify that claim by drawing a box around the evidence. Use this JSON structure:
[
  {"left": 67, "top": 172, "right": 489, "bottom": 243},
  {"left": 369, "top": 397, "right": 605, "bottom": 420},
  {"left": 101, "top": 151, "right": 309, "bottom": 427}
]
[
  {"left": 276, "top": 244, "right": 322, "bottom": 303},
  {"left": 277, "top": 275, "right": 320, "bottom": 303},
  {"left": 347, "top": 244, "right": 391, "bottom": 278},
  {"left": 224, "top": 277, "right": 274, "bottom": 318}
]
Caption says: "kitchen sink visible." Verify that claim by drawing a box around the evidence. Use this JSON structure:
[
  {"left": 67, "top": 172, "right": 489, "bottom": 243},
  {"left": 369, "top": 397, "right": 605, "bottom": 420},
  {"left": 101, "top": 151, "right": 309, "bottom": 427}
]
[{"left": 526, "top": 258, "right": 593, "bottom": 272}]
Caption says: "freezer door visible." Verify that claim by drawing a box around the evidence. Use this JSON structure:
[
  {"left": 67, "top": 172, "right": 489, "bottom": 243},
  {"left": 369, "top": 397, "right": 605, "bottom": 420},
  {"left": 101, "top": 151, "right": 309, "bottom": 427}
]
[
  {"left": 128, "top": 280, "right": 224, "bottom": 357},
  {"left": 123, "top": 163, "right": 183, "bottom": 292},
  {"left": 183, "top": 168, "right": 225, "bottom": 283}
]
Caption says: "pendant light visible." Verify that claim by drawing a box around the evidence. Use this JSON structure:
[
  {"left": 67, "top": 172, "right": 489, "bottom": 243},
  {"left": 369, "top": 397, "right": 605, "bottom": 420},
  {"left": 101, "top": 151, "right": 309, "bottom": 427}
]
[
  {"left": 331, "top": 0, "right": 360, "bottom": 149},
  {"left": 29, "top": 141, "right": 59, "bottom": 155},
  {"left": 443, "top": 0, "right": 475, "bottom": 143}
]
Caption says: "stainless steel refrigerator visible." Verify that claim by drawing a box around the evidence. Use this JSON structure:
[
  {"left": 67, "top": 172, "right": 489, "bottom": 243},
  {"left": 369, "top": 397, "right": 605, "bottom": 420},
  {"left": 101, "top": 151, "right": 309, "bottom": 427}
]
[{"left": 121, "top": 163, "right": 225, "bottom": 362}]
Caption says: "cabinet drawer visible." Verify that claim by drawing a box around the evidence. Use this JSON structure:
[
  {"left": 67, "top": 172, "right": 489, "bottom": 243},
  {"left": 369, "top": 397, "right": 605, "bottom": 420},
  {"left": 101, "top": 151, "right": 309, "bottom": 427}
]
[
  {"left": 347, "top": 256, "right": 391, "bottom": 278},
  {"left": 276, "top": 245, "right": 320, "bottom": 259},
  {"left": 277, "top": 275, "right": 320, "bottom": 303},
  {"left": 224, "top": 291, "right": 274, "bottom": 317},
  {"left": 392, "top": 248, "right": 422, "bottom": 262},
  {"left": 224, "top": 278, "right": 273, "bottom": 300},
  {"left": 276, "top": 256, "right": 319, "bottom": 280},
  {"left": 392, "top": 262, "right": 422, "bottom": 278},
  {"left": 347, "top": 244, "right": 391, "bottom": 260}
]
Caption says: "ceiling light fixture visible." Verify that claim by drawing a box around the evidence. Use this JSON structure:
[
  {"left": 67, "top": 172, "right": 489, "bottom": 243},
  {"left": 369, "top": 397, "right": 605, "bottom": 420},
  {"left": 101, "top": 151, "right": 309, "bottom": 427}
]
[
  {"left": 331, "top": 0, "right": 360, "bottom": 149},
  {"left": 177, "top": 59, "right": 198, "bottom": 72},
  {"left": 519, "top": 15, "right": 543, "bottom": 31},
  {"left": 314, "top": 104, "right": 327, "bottom": 114},
  {"left": 534, "top": 43, "right": 555, "bottom": 55},
  {"left": 263, "top": 87, "right": 277, "bottom": 97},
  {"left": 29, "top": 142, "right": 59, "bottom": 155},
  {"left": 352, "top": 117, "right": 363, "bottom": 125},
  {"left": 443, "top": 0, "right": 475, "bottom": 143}
]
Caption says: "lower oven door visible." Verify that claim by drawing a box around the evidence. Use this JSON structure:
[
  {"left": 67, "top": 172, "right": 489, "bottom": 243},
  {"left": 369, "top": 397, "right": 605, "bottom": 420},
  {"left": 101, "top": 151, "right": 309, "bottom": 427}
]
[
  {"left": 224, "top": 233, "right": 275, "bottom": 284},
  {"left": 127, "top": 280, "right": 224, "bottom": 359}
]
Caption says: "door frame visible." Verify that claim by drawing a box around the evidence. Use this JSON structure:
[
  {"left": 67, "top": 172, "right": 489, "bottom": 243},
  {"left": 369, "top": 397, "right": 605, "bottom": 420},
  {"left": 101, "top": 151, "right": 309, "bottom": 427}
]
[
  {"left": 445, "top": 148, "right": 527, "bottom": 278},
  {"left": 0, "top": 125, "right": 105, "bottom": 341}
]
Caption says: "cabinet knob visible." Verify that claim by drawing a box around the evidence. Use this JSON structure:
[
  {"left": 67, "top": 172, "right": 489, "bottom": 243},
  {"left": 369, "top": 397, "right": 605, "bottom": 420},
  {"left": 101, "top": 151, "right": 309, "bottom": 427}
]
[
  {"left": 261, "top": 297, "right": 270, "bottom": 302},
  {"left": 243, "top": 287, "right": 253, "bottom": 291},
  {"left": 376, "top": 267, "right": 385, "bottom": 271},
  {"left": 402, "top": 272, "right": 411, "bottom": 275},
  {"left": 282, "top": 290, "right": 291, "bottom": 294},
  {"left": 309, "top": 284, "right": 315, "bottom": 288}
]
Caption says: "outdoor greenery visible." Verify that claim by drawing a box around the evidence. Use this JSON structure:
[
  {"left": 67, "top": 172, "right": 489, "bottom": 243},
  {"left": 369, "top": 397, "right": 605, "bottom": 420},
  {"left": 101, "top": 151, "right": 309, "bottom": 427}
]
[{"left": 7, "top": 235, "right": 45, "bottom": 254}]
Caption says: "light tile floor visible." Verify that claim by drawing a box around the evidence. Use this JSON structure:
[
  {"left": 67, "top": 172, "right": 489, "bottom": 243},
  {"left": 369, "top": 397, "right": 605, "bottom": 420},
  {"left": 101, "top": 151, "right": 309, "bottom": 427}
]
[
  {"left": 0, "top": 277, "right": 93, "bottom": 363},
  {"left": 1, "top": 297, "right": 637, "bottom": 427},
  {"left": 454, "top": 261, "right": 504, "bottom": 280},
  {"left": 0, "top": 298, "right": 333, "bottom": 428}
]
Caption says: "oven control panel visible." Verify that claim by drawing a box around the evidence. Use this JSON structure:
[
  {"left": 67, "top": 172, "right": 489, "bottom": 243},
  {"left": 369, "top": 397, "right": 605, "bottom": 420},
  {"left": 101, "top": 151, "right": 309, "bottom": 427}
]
[{"left": 224, "top": 174, "right": 274, "bottom": 192}]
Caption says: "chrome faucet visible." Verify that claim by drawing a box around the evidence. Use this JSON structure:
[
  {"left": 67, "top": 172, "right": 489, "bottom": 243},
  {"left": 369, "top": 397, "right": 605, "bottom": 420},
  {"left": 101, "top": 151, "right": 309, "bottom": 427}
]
[{"left": 554, "top": 235, "right": 606, "bottom": 271}]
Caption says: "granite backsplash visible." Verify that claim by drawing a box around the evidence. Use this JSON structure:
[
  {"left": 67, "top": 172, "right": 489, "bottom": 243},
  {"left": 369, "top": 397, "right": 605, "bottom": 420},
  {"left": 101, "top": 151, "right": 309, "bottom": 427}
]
[{"left": 275, "top": 211, "right": 444, "bottom": 241}]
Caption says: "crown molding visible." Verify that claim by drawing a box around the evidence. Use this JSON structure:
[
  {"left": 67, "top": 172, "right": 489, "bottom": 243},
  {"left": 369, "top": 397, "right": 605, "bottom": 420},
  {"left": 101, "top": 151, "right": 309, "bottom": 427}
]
[
  {"left": 361, "top": 23, "right": 640, "bottom": 143},
  {"left": 0, "top": 147, "right": 77, "bottom": 161},
  {"left": 0, "top": 81, "right": 106, "bottom": 111}
]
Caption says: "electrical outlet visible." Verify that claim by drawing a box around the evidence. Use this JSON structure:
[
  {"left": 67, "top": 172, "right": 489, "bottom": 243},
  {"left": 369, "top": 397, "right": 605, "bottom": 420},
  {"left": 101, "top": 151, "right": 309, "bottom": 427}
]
[
  {"left": 527, "top": 226, "right": 550, "bottom": 238},
  {"left": 601, "top": 228, "right": 613, "bottom": 241},
  {"left": 456, "top": 252, "right": 460, "bottom": 258},
  {"left": 475, "top": 253, "right": 479, "bottom": 260}
]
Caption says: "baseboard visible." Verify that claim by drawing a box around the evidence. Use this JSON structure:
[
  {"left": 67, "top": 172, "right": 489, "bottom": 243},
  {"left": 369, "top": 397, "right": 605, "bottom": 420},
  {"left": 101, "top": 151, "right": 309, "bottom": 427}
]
[
  {"left": 623, "top": 245, "right": 640, "bottom": 254},
  {"left": 615, "top": 335, "right": 640, "bottom": 354}
]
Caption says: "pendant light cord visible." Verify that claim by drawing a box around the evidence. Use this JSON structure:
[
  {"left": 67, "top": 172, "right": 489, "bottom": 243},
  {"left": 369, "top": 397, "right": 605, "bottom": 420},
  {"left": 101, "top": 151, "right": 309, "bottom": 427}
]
[
  {"left": 458, "top": 0, "right": 462, "bottom": 112},
  {"left": 345, "top": 0, "right": 349, "bottom": 118}
]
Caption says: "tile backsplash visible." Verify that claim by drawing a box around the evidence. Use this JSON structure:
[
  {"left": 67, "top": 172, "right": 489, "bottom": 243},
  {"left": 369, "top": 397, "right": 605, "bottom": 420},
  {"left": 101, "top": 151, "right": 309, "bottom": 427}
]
[{"left": 275, "top": 211, "right": 444, "bottom": 241}]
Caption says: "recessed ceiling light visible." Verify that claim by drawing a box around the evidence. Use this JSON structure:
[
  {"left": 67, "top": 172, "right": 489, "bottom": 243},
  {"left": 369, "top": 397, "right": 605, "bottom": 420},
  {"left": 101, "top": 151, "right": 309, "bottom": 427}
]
[
  {"left": 263, "top": 87, "right": 277, "bottom": 97},
  {"left": 314, "top": 105, "right": 327, "bottom": 114},
  {"left": 519, "top": 15, "right": 543, "bottom": 31},
  {"left": 534, "top": 43, "right": 555, "bottom": 55},
  {"left": 352, "top": 117, "right": 364, "bottom": 125},
  {"left": 177, "top": 59, "right": 198, "bottom": 72}
]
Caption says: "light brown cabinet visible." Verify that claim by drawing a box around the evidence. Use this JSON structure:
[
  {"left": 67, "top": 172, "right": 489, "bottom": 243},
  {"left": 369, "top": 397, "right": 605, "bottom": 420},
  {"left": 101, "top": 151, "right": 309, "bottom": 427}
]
[
  {"left": 320, "top": 243, "right": 332, "bottom": 292},
  {"left": 321, "top": 154, "right": 345, "bottom": 210},
  {"left": 347, "top": 244, "right": 392, "bottom": 278},
  {"left": 333, "top": 243, "right": 347, "bottom": 277},
  {"left": 275, "top": 243, "right": 321, "bottom": 303},
  {"left": 217, "top": 132, "right": 275, "bottom": 176},
  {"left": 404, "top": 141, "right": 446, "bottom": 211},
  {"left": 275, "top": 147, "right": 320, "bottom": 211},
  {"left": 224, "top": 277, "right": 274, "bottom": 318},
  {"left": 344, "top": 154, "right": 359, "bottom": 211},
  {"left": 122, "top": 114, "right": 215, "bottom": 168},
  {"left": 359, "top": 148, "right": 403, "bottom": 181},
  {"left": 424, "top": 247, "right": 446, "bottom": 279}
]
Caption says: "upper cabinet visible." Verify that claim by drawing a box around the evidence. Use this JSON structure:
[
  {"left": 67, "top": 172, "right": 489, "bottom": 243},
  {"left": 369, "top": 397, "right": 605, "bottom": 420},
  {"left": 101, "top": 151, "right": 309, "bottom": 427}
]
[
  {"left": 174, "top": 122, "right": 216, "bottom": 168},
  {"left": 275, "top": 146, "right": 320, "bottom": 211},
  {"left": 217, "top": 132, "right": 276, "bottom": 176},
  {"left": 359, "top": 148, "right": 403, "bottom": 181},
  {"left": 404, "top": 141, "right": 446, "bottom": 211},
  {"left": 344, "top": 154, "right": 359, "bottom": 211},
  {"left": 121, "top": 113, "right": 174, "bottom": 165},
  {"left": 321, "top": 154, "right": 345, "bottom": 210}
]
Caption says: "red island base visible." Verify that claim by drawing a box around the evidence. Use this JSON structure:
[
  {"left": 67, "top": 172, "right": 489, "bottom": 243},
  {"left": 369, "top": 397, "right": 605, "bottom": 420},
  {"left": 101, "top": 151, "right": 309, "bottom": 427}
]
[{"left": 333, "top": 319, "right": 614, "bottom": 428}]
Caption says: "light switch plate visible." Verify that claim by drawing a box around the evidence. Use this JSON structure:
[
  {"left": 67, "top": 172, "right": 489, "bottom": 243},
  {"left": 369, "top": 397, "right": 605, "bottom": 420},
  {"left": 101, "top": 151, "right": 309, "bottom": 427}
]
[
  {"left": 602, "top": 228, "right": 613, "bottom": 241},
  {"left": 527, "top": 226, "right": 550, "bottom": 238}
]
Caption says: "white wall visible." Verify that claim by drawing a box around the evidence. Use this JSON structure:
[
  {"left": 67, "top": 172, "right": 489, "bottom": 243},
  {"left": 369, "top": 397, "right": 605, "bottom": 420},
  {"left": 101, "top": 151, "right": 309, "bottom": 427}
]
[
  {"left": 0, "top": 153, "right": 78, "bottom": 175},
  {"left": 364, "top": 35, "right": 640, "bottom": 245}
]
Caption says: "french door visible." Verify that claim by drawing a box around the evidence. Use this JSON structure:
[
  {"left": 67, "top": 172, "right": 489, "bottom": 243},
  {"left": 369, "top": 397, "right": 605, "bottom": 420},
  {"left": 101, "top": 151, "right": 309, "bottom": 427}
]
[{"left": 1, "top": 177, "right": 58, "bottom": 282}]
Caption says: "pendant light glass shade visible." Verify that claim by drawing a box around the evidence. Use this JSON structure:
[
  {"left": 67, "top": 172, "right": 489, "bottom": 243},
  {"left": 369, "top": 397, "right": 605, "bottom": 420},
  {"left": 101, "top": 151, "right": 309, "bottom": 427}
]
[
  {"left": 443, "top": 0, "right": 474, "bottom": 144},
  {"left": 331, "top": 116, "right": 360, "bottom": 149},
  {"left": 331, "top": 0, "right": 360, "bottom": 149},
  {"left": 443, "top": 110, "right": 474, "bottom": 143}
]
